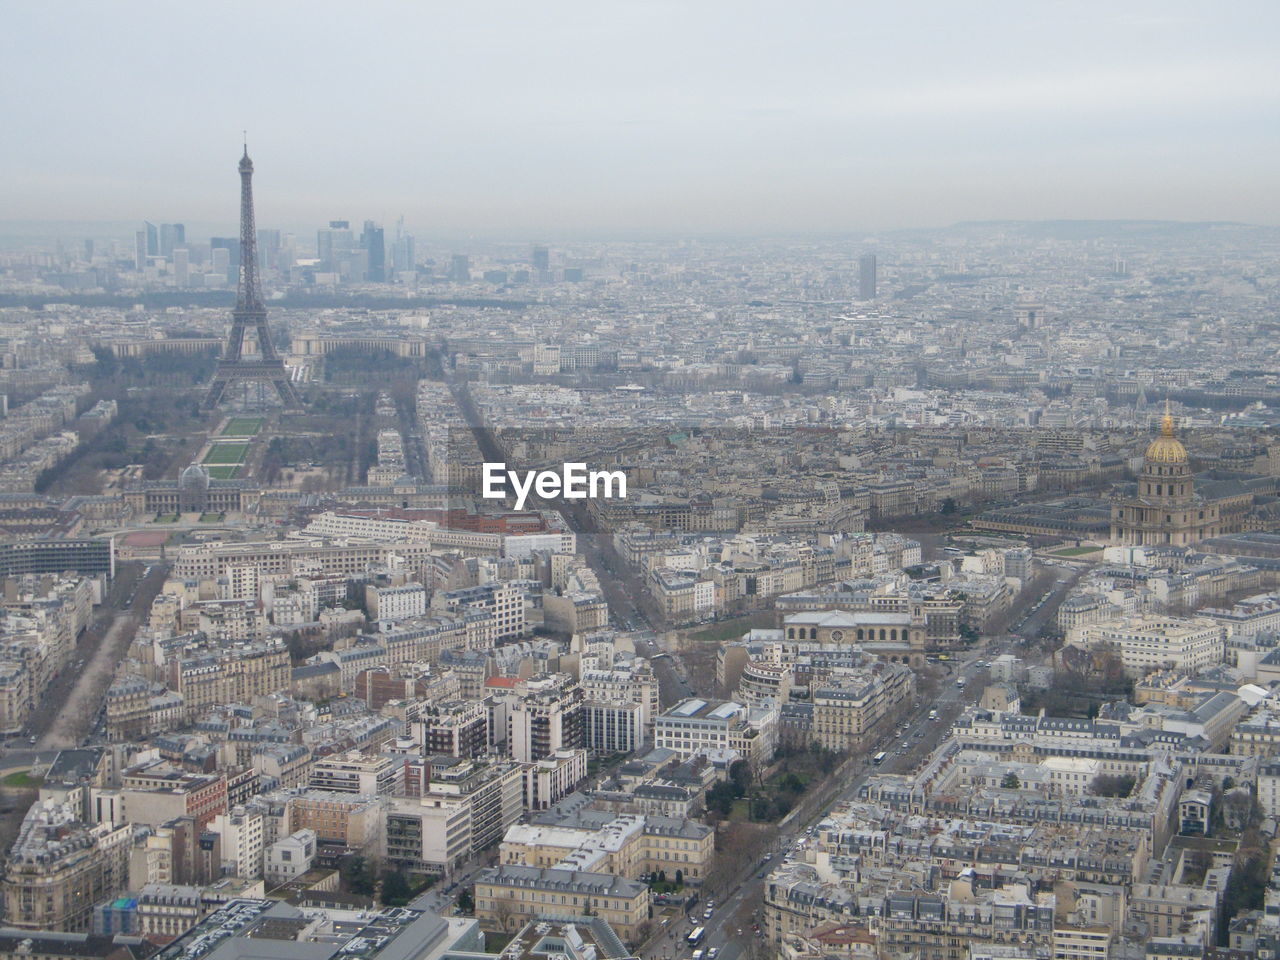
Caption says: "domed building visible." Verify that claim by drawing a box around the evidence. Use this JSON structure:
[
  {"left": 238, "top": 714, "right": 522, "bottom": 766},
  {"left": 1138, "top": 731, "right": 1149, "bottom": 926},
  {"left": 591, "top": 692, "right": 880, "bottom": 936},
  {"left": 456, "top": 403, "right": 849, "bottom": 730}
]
[
  {"left": 178, "top": 462, "right": 211, "bottom": 513},
  {"left": 1110, "top": 404, "right": 1221, "bottom": 546},
  {"left": 123, "top": 462, "right": 260, "bottom": 516}
]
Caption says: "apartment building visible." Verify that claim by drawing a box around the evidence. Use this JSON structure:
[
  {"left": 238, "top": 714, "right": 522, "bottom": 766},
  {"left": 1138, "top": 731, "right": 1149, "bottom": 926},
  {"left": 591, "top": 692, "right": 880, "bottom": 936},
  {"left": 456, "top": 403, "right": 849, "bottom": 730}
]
[
  {"left": 119, "top": 761, "right": 228, "bottom": 831},
  {"left": 435, "top": 582, "right": 526, "bottom": 643},
  {"left": 413, "top": 700, "right": 489, "bottom": 758},
  {"left": 385, "top": 757, "right": 524, "bottom": 876},
  {"left": 1, "top": 799, "right": 132, "bottom": 932},
  {"left": 580, "top": 661, "right": 660, "bottom": 736},
  {"left": 308, "top": 752, "right": 403, "bottom": 796},
  {"left": 166, "top": 640, "right": 290, "bottom": 719},
  {"left": 584, "top": 700, "right": 646, "bottom": 755},
  {"left": 1052, "top": 923, "right": 1112, "bottom": 960},
  {"left": 366, "top": 583, "right": 428, "bottom": 621},
  {"left": 524, "top": 749, "right": 588, "bottom": 811},
  {"left": 208, "top": 807, "right": 265, "bottom": 880},
  {"left": 504, "top": 674, "right": 586, "bottom": 763},
  {"left": 654, "top": 697, "right": 779, "bottom": 768},
  {"left": 284, "top": 791, "right": 384, "bottom": 855},
  {"left": 810, "top": 662, "right": 915, "bottom": 752},
  {"left": 1071, "top": 616, "right": 1225, "bottom": 677}
]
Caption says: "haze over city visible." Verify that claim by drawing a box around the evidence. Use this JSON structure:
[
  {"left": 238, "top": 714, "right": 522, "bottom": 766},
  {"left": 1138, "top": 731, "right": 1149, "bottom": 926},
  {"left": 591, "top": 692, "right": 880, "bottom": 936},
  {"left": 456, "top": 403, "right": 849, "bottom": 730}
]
[{"left": 4, "top": 0, "right": 1280, "bottom": 234}]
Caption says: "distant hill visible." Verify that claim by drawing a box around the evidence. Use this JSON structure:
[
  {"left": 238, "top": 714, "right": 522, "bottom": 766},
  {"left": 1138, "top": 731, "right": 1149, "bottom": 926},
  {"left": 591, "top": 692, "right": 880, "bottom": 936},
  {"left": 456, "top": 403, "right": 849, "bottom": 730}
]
[{"left": 927, "top": 219, "right": 1273, "bottom": 240}]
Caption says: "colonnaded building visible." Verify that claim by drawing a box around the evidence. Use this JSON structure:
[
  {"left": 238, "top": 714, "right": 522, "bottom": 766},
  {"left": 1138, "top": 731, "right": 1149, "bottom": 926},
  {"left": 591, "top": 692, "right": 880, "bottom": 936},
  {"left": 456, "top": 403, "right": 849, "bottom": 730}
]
[{"left": 123, "top": 463, "right": 261, "bottom": 515}]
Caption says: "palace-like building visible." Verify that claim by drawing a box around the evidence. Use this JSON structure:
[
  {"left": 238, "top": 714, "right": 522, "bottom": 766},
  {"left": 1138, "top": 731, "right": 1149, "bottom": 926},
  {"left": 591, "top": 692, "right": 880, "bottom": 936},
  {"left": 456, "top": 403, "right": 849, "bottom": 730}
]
[
  {"left": 1111, "top": 407, "right": 1221, "bottom": 547},
  {"left": 123, "top": 463, "right": 261, "bottom": 516}
]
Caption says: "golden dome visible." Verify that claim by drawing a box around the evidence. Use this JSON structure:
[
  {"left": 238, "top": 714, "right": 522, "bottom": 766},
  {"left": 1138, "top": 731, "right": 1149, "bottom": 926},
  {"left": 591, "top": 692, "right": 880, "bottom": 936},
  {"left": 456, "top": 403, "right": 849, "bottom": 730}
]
[{"left": 1145, "top": 404, "right": 1187, "bottom": 464}]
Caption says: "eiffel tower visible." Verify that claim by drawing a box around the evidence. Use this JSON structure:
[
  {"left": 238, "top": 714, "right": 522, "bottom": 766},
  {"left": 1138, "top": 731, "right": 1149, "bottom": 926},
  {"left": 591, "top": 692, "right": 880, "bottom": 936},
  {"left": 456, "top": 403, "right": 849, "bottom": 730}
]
[{"left": 204, "top": 145, "right": 302, "bottom": 409}]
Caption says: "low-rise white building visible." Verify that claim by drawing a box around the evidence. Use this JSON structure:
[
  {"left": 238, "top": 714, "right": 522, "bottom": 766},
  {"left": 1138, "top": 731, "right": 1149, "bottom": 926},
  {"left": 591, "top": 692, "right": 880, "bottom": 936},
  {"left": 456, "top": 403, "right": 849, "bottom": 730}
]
[
  {"left": 1071, "top": 615, "right": 1225, "bottom": 677},
  {"left": 264, "top": 828, "right": 315, "bottom": 885}
]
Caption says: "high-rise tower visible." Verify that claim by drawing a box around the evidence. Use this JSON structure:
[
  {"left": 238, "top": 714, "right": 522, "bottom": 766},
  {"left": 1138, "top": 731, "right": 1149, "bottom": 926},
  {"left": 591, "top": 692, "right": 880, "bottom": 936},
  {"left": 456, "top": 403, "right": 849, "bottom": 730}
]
[
  {"left": 204, "top": 146, "right": 302, "bottom": 409},
  {"left": 858, "top": 253, "right": 877, "bottom": 300}
]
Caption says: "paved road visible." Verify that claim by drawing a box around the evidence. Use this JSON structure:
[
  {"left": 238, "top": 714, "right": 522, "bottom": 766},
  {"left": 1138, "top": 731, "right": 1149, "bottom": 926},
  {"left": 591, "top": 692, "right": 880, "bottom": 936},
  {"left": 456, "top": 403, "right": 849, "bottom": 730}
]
[
  {"left": 642, "top": 615, "right": 1083, "bottom": 960},
  {"left": 443, "top": 371, "right": 656, "bottom": 634},
  {"left": 633, "top": 648, "right": 995, "bottom": 960},
  {"left": 1011, "top": 566, "right": 1081, "bottom": 642},
  {"left": 7, "top": 561, "right": 168, "bottom": 753}
]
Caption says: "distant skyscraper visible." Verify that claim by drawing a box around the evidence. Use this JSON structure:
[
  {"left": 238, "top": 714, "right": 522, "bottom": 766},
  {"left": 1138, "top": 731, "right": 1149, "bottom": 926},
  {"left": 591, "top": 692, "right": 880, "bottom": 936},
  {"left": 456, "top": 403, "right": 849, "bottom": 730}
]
[
  {"left": 257, "top": 229, "right": 281, "bottom": 271},
  {"left": 362, "top": 221, "right": 385, "bottom": 282},
  {"left": 532, "top": 245, "right": 550, "bottom": 281},
  {"left": 317, "top": 220, "right": 353, "bottom": 270},
  {"left": 211, "top": 237, "right": 241, "bottom": 282},
  {"left": 450, "top": 254, "right": 471, "bottom": 283},
  {"left": 160, "top": 223, "right": 185, "bottom": 258},
  {"left": 143, "top": 221, "right": 158, "bottom": 257},
  {"left": 134, "top": 230, "right": 147, "bottom": 270},
  {"left": 393, "top": 235, "right": 415, "bottom": 275},
  {"left": 858, "top": 253, "right": 877, "bottom": 300},
  {"left": 173, "top": 248, "right": 189, "bottom": 288},
  {"left": 211, "top": 246, "right": 231, "bottom": 279},
  {"left": 390, "top": 216, "right": 414, "bottom": 278}
]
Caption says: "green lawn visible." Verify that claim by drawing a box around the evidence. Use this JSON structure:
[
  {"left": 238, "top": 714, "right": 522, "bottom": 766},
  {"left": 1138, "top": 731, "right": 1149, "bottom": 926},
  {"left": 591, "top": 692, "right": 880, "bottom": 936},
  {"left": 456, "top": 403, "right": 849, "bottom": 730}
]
[
  {"left": 1053, "top": 546, "right": 1102, "bottom": 557},
  {"left": 222, "top": 417, "right": 264, "bottom": 437},
  {"left": 2, "top": 771, "right": 40, "bottom": 788},
  {"left": 199, "top": 512, "right": 226, "bottom": 522},
  {"left": 153, "top": 513, "right": 179, "bottom": 523},
  {"left": 203, "top": 441, "right": 250, "bottom": 465},
  {"left": 206, "top": 466, "right": 240, "bottom": 480},
  {"left": 484, "top": 934, "right": 514, "bottom": 953}
]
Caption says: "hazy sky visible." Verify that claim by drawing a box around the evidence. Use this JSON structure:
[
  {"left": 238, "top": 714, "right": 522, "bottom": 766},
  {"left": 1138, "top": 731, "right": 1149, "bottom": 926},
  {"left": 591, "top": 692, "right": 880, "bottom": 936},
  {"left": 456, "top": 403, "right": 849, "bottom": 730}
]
[{"left": 3, "top": 0, "right": 1278, "bottom": 236}]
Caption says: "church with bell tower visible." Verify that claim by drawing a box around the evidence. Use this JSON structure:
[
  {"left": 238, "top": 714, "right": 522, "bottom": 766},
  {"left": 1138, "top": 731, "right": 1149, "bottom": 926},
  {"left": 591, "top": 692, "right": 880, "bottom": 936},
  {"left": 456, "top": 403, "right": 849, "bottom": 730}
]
[{"left": 1111, "top": 403, "right": 1221, "bottom": 546}]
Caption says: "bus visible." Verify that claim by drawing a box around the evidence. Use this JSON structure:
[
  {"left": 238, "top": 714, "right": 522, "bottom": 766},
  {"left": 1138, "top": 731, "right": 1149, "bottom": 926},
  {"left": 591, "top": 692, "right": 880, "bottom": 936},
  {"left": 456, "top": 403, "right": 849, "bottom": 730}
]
[
  {"left": 872, "top": 751, "right": 887, "bottom": 765},
  {"left": 687, "top": 927, "right": 705, "bottom": 947}
]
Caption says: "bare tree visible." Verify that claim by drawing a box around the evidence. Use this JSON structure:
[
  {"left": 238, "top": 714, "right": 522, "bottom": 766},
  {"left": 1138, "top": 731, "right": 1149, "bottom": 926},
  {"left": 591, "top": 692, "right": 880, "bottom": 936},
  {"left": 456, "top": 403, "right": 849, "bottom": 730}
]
[{"left": 490, "top": 895, "right": 518, "bottom": 933}]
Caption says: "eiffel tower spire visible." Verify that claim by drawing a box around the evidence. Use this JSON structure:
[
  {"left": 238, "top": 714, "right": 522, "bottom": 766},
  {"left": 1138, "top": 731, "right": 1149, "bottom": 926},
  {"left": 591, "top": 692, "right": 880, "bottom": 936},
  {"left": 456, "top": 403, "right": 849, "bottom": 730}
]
[{"left": 204, "top": 144, "right": 302, "bottom": 409}]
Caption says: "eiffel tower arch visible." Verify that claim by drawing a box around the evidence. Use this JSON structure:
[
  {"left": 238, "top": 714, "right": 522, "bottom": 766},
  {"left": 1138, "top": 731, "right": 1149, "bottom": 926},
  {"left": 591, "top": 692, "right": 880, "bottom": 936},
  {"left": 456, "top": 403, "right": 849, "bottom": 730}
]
[{"left": 204, "top": 146, "right": 302, "bottom": 409}]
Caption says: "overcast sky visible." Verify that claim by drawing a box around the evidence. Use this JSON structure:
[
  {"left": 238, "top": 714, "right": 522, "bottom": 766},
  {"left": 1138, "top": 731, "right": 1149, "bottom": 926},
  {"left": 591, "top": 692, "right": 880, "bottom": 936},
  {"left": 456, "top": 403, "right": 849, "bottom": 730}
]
[{"left": 3, "top": 0, "right": 1278, "bottom": 237}]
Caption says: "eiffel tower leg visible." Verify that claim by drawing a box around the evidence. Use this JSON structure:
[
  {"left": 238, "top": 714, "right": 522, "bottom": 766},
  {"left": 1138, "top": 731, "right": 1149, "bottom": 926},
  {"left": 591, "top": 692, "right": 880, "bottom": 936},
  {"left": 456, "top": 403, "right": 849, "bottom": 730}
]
[
  {"left": 274, "top": 375, "right": 301, "bottom": 406},
  {"left": 204, "top": 377, "right": 227, "bottom": 410}
]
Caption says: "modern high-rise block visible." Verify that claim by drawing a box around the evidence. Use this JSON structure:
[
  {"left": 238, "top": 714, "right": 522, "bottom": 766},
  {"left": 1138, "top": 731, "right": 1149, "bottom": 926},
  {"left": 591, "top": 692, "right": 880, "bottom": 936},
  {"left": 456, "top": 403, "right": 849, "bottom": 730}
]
[
  {"left": 256, "top": 228, "right": 281, "bottom": 270},
  {"left": 450, "top": 254, "right": 470, "bottom": 283},
  {"left": 859, "top": 253, "right": 877, "bottom": 300},
  {"left": 532, "top": 244, "right": 550, "bottom": 280},
  {"left": 160, "top": 222, "right": 185, "bottom": 258},
  {"left": 362, "top": 220, "right": 385, "bottom": 282}
]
